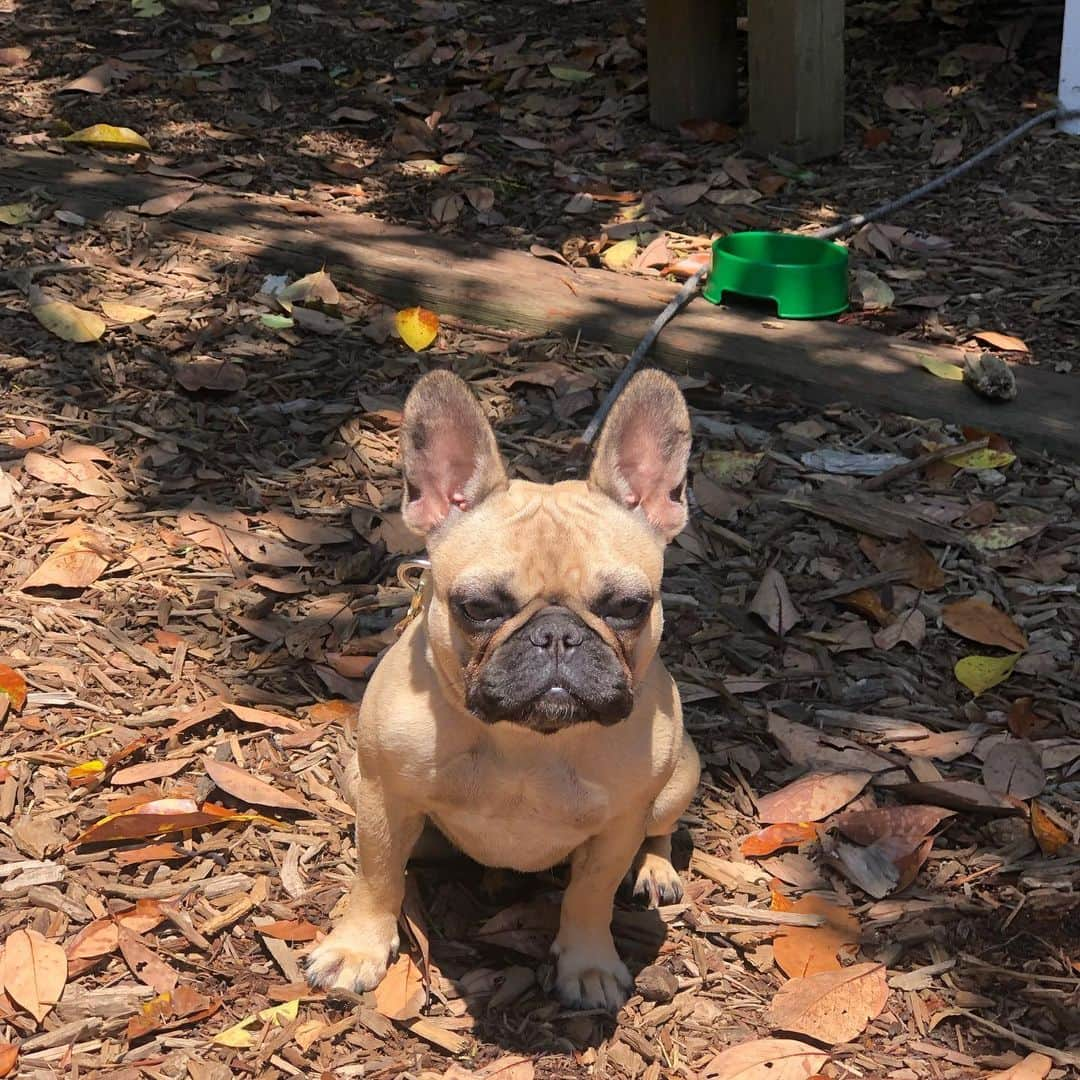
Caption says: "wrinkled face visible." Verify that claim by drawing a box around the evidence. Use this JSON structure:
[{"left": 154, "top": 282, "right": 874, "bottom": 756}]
[{"left": 426, "top": 480, "right": 666, "bottom": 733}]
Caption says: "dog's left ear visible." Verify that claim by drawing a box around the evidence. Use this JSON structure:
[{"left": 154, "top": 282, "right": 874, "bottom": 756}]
[
  {"left": 588, "top": 370, "right": 692, "bottom": 541},
  {"left": 400, "top": 370, "right": 508, "bottom": 536}
]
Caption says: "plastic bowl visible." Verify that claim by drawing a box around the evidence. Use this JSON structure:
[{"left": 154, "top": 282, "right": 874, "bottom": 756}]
[{"left": 702, "top": 231, "right": 849, "bottom": 319}]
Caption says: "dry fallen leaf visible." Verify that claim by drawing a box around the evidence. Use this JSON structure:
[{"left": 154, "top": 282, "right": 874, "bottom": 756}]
[
  {"left": 0, "top": 664, "right": 28, "bottom": 712},
  {"left": 772, "top": 892, "right": 859, "bottom": 978},
  {"left": 702, "top": 1037, "right": 829, "bottom": 1079},
  {"left": 955, "top": 653, "right": 1021, "bottom": 696},
  {"left": 740, "top": 822, "right": 819, "bottom": 858},
  {"left": 136, "top": 187, "right": 197, "bottom": 216},
  {"left": 62, "top": 123, "right": 151, "bottom": 150},
  {"left": 893, "top": 779, "right": 1022, "bottom": 816},
  {"left": 981, "top": 740, "right": 1045, "bottom": 799},
  {"left": 373, "top": 952, "right": 426, "bottom": 1020},
  {"left": 765, "top": 961, "right": 888, "bottom": 1044},
  {"left": 756, "top": 770, "right": 872, "bottom": 824},
  {"left": 0, "top": 1045, "right": 17, "bottom": 1078},
  {"left": 1031, "top": 801, "right": 1069, "bottom": 857},
  {"left": 101, "top": 300, "right": 156, "bottom": 323},
  {"left": 921, "top": 356, "right": 965, "bottom": 380},
  {"left": 835, "top": 805, "right": 954, "bottom": 845},
  {"left": 973, "top": 329, "right": 1028, "bottom": 353},
  {"left": 750, "top": 568, "right": 801, "bottom": 636},
  {"left": 395, "top": 306, "right": 439, "bottom": 352},
  {"left": 1, "top": 929, "right": 68, "bottom": 1024},
  {"left": 30, "top": 294, "right": 106, "bottom": 343},
  {"left": 21, "top": 528, "right": 113, "bottom": 591},
  {"left": 203, "top": 757, "right": 310, "bottom": 813},
  {"left": 127, "top": 985, "right": 221, "bottom": 1041},
  {"left": 22, "top": 451, "right": 111, "bottom": 496},
  {"left": 111, "top": 757, "right": 193, "bottom": 786},
  {"left": 985, "top": 1053, "right": 1054, "bottom": 1080},
  {"left": 942, "top": 598, "right": 1027, "bottom": 652},
  {"left": 212, "top": 998, "right": 300, "bottom": 1047},
  {"left": 76, "top": 797, "right": 263, "bottom": 845},
  {"left": 118, "top": 926, "right": 179, "bottom": 994},
  {"left": 872, "top": 607, "right": 926, "bottom": 651}
]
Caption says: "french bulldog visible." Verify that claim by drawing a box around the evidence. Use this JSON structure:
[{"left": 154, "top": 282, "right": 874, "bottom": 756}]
[{"left": 305, "top": 368, "right": 700, "bottom": 1010}]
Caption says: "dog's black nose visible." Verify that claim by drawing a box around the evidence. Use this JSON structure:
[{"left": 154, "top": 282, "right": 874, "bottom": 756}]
[{"left": 527, "top": 608, "right": 585, "bottom": 655}]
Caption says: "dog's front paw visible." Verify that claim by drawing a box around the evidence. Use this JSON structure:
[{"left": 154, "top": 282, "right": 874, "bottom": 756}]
[
  {"left": 551, "top": 937, "right": 631, "bottom": 1011},
  {"left": 632, "top": 851, "right": 684, "bottom": 908},
  {"left": 304, "top": 919, "right": 400, "bottom": 994}
]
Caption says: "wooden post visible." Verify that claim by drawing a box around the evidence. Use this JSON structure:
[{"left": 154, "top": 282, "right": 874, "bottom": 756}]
[
  {"left": 747, "top": 0, "right": 845, "bottom": 162},
  {"left": 645, "top": 0, "right": 738, "bottom": 130}
]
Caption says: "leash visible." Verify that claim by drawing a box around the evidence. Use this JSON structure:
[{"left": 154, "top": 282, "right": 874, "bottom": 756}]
[{"left": 580, "top": 105, "right": 1080, "bottom": 455}]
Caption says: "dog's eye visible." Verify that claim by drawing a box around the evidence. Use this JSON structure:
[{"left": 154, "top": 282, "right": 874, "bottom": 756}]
[
  {"left": 598, "top": 595, "right": 651, "bottom": 625},
  {"left": 455, "top": 596, "right": 513, "bottom": 626}
]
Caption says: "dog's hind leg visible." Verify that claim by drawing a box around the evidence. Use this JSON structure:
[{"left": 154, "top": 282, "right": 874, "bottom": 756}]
[{"left": 631, "top": 731, "right": 700, "bottom": 907}]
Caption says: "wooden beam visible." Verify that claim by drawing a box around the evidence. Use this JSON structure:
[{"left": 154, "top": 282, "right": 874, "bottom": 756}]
[
  {"left": 747, "top": 0, "right": 845, "bottom": 162},
  {"left": 645, "top": 0, "right": 738, "bottom": 130},
  {"left": 5, "top": 149, "right": 1078, "bottom": 458}
]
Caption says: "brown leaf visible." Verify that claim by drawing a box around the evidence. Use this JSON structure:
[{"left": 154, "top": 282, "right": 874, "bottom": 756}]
[
  {"left": 256, "top": 919, "right": 320, "bottom": 942},
  {"left": 137, "top": 187, "right": 197, "bottom": 216},
  {"left": 0, "top": 1044, "right": 17, "bottom": 1078},
  {"left": 862, "top": 126, "right": 892, "bottom": 149},
  {"left": 771, "top": 892, "right": 859, "bottom": 978},
  {"left": 1007, "top": 697, "right": 1050, "bottom": 739},
  {"left": 126, "top": 985, "right": 220, "bottom": 1040},
  {"left": 839, "top": 588, "right": 892, "bottom": 626},
  {"left": 1, "top": 929, "right": 67, "bottom": 1024},
  {"left": 834, "top": 805, "right": 954, "bottom": 845},
  {"left": 981, "top": 740, "right": 1045, "bottom": 799},
  {"left": 942, "top": 598, "right": 1027, "bottom": 652},
  {"left": 1031, "top": 801, "right": 1069, "bottom": 857},
  {"left": 826, "top": 836, "right": 929, "bottom": 898},
  {"left": 174, "top": 360, "right": 247, "bottom": 393},
  {"left": 0, "top": 46, "right": 31, "bottom": 67},
  {"left": 21, "top": 529, "right": 111, "bottom": 591},
  {"left": 22, "top": 451, "right": 110, "bottom": 496},
  {"left": 77, "top": 797, "right": 262, "bottom": 845},
  {"left": 749, "top": 568, "right": 801, "bottom": 636},
  {"left": 0, "top": 664, "right": 27, "bottom": 712},
  {"left": 756, "top": 771, "right": 872, "bottom": 824},
  {"left": 118, "top": 927, "right": 179, "bottom": 994},
  {"left": 260, "top": 509, "right": 351, "bottom": 545},
  {"left": 740, "top": 823, "right": 819, "bottom": 857},
  {"left": 864, "top": 536, "right": 945, "bottom": 590},
  {"left": 655, "top": 181, "right": 710, "bottom": 209},
  {"left": 973, "top": 330, "right": 1028, "bottom": 353},
  {"left": 678, "top": 118, "right": 738, "bottom": 143},
  {"left": 985, "top": 1053, "right": 1054, "bottom": 1080},
  {"left": 765, "top": 962, "right": 888, "bottom": 1044},
  {"left": 225, "top": 702, "right": 302, "bottom": 731},
  {"left": 901, "top": 728, "right": 981, "bottom": 761},
  {"left": 373, "top": 953, "right": 425, "bottom": 1020},
  {"left": 203, "top": 758, "right": 309, "bottom": 812},
  {"left": 893, "top": 779, "right": 1022, "bottom": 816},
  {"left": 872, "top": 607, "right": 926, "bottom": 651},
  {"left": 702, "top": 1037, "right": 829, "bottom": 1079},
  {"left": 768, "top": 714, "right": 891, "bottom": 773},
  {"left": 111, "top": 758, "right": 193, "bottom": 786},
  {"left": 930, "top": 136, "right": 963, "bottom": 165}
]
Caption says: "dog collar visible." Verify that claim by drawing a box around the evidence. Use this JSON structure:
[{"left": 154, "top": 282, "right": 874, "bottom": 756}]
[{"left": 395, "top": 558, "right": 432, "bottom": 636}]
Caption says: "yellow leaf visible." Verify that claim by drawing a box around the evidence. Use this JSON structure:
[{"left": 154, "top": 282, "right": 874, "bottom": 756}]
[
  {"left": 67, "top": 759, "right": 106, "bottom": 782},
  {"left": 0, "top": 202, "right": 32, "bottom": 225},
  {"left": 101, "top": 301, "right": 155, "bottom": 324},
  {"left": 921, "top": 356, "right": 964, "bottom": 380},
  {"left": 945, "top": 448, "right": 1016, "bottom": 470},
  {"left": 601, "top": 238, "right": 638, "bottom": 270},
  {"left": 395, "top": 306, "right": 439, "bottom": 352},
  {"left": 230, "top": 3, "right": 271, "bottom": 23},
  {"left": 62, "top": 124, "right": 151, "bottom": 151},
  {"left": 211, "top": 997, "right": 300, "bottom": 1048},
  {"left": 31, "top": 298, "right": 107, "bottom": 343},
  {"left": 954, "top": 653, "right": 1021, "bottom": 696}
]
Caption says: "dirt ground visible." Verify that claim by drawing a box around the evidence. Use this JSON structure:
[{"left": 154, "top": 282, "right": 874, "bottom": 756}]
[{"left": 2, "top": 1, "right": 1080, "bottom": 1078}]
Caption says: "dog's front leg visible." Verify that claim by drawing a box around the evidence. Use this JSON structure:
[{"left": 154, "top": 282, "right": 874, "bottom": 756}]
[
  {"left": 552, "top": 816, "right": 643, "bottom": 1011},
  {"left": 305, "top": 778, "right": 424, "bottom": 994}
]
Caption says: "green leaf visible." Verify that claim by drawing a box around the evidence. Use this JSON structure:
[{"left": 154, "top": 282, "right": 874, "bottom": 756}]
[
  {"left": 955, "top": 653, "right": 1020, "bottom": 696},
  {"left": 260, "top": 314, "right": 294, "bottom": 330},
  {"left": 945, "top": 448, "right": 1016, "bottom": 470},
  {"left": 230, "top": 3, "right": 272, "bottom": 25},
  {"left": 0, "top": 202, "right": 32, "bottom": 225},
  {"left": 548, "top": 64, "right": 592, "bottom": 82},
  {"left": 921, "top": 356, "right": 964, "bottom": 381}
]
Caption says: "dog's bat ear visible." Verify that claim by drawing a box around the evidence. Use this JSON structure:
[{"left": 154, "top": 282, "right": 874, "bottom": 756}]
[
  {"left": 587, "top": 370, "right": 691, "bottom": 541},
  {"left": 400, "top": 371, "right": 508, "bottom": 536}
]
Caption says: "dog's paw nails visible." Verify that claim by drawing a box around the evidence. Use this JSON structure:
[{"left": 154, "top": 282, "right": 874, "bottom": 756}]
[
  {"left": 632, "top": 853, "right": 684, "bottom": 908},
  {"left": 303, "top": 926, "right": 399, "bottom": 994},
  {"left": 552, "top": 945, "right": 631, "bottom": 1011}
]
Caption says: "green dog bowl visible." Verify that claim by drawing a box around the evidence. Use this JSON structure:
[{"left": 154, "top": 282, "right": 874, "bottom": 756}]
[{"left": 702, "top": 231, "right": 849, "bottom": 319}]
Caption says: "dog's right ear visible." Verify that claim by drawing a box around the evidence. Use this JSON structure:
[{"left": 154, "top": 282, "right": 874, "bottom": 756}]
[{"left": 400, "top": 371, "right": 508, "bottom": 536}]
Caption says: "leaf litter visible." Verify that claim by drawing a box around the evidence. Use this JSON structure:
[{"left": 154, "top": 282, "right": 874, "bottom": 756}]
[{"left": 2, "top": 1, "right": 1080, "bottom": 1075}]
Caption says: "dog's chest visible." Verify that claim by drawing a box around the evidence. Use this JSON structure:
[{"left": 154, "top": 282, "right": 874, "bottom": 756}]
[{"left": 429, "top": 746, "right": 615, "bottom": 872}]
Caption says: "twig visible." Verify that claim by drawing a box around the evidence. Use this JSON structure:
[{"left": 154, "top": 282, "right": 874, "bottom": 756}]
[
  {"left": 960, "top": 955, "right": 1080, "bottom": 987},
  {"left": 953, "top": 1008, "right": 1080, "bottom": 1066},
  {"left": 697, "top": 906, "right": 826, "bottom": 928},
  {"left": 862, "top": 437, "right": 989, "bottom": 491}
]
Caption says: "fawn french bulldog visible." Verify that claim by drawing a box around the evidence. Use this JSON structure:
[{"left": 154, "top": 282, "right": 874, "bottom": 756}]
[{"left": 305, "top": 369, "right": 699, "bottom": 1009}]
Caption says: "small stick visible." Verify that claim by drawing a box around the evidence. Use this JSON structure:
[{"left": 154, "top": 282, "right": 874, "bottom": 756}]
[
  {"left": 862, "top": 437, "right": 989, "bottom": 491},
  {"left": 953, "top": 1008, "right": 1080, "bottom": 1067}
]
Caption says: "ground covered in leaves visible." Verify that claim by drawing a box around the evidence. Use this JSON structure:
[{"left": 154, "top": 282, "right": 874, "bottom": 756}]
[{"left": 3, "top": 1, "right": 1080, "bottom": 1078}]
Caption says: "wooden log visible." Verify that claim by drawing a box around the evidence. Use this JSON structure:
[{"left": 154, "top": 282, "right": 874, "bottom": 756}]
[
  {"left": 747, "top": 0, "right": 845, "bottom": 162},
  {"left": 4, "top": 148, "right": 1079, "bottom": 458},
  {"left": 645, "top": 0, "right": 738, "bottom": 130}
]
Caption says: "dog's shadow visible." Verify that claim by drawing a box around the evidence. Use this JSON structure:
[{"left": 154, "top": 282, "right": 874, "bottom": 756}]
[{"left": 406, "top": 829, "right": 693, "bottom": 1052}]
